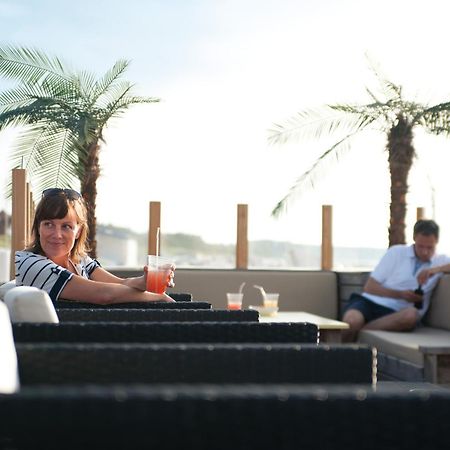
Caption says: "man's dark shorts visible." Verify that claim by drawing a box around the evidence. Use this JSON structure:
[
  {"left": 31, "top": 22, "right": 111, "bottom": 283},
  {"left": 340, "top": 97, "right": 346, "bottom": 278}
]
[{"left": 345, "top": 293, "right": 396, "bottom": 323}]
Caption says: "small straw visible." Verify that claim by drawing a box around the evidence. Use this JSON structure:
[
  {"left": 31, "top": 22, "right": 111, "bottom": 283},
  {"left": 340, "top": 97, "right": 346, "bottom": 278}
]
[
  {"left": 156, "top": 227, "right": 160, "bottom": 258},
  {"left": 253, "top": 284, "right": 267, "bottom": 298},
  {"left": 238, "top": 282, "right": 246, "bottom": 294}
]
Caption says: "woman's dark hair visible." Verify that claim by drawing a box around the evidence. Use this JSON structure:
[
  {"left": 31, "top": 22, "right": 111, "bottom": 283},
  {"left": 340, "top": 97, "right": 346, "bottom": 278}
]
[
  {"left": 413, "top": 219, "right": 439, "bottom": 240},
  {"left": 26, "top": 191, "right": 89, "bottom": 263}
]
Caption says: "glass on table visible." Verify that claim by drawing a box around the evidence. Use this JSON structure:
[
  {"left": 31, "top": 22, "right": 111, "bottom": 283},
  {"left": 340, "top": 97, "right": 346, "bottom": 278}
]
[{"left": 226, "top": 293, "right": 243, "bottom": 310}]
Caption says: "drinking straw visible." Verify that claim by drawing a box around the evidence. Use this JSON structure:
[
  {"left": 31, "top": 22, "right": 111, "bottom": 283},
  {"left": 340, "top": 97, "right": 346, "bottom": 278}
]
[
  {"left": 156, "top": 227, "right": 160, "bottom": 258},
  {"left": 238, "top": 282, "right": 246, "bottom": 294},
  {"left": 253, "top": 285, "right": 267, "bottom": 298}
]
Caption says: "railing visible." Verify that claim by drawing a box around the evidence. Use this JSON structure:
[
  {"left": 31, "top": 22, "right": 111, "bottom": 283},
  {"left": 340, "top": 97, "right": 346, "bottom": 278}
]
[{"left": 7, "top": 168, "right": 428, "bottom": 279}]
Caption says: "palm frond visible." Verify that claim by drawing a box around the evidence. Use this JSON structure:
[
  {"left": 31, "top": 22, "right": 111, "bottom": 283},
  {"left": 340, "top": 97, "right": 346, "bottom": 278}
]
[
  {"left": 271, "top": 131, "right": 360, "bottom": 217},
  {"left": 70, "top": 70, "right": 96, "bottom": 102},
  {"left": 98, "top": 83, "right": 159, "bottom": 126},
  {"left": 0, "top": 44, "right": 73, "bottom": 87},
  {"left": 90, "top": 59, "right": 130, "bottom": 103},
  {"left": 268, "top": 106, "right": 376, "bottom": 146},
  {"left": 9, "top": 124, "right": 80, "bottom": 195}
]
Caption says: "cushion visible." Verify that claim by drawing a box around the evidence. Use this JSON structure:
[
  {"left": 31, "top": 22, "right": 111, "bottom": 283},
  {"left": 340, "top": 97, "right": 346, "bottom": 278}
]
[
  {"left": 4, "top": 286, "right": 59, "bottom": 323},
  {"left": 358, "top": 327, "right": 450, "bottom": 366},
  {"left": 424, "top": 274, "right": 450, "bottom": 331},
  {"left": 172, "top": 270, "right": 338, "bottom": 317},
  {"left": 0, "top": 301, "right": 20, "bottom": 393},
  {"left": 0, "top": 280, "right": 16, "bottom": 300}
]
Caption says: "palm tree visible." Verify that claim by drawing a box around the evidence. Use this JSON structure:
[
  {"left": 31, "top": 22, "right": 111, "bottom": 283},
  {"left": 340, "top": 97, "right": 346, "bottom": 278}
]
[
  {"left": 269, "top": 69, "right": 450, "bottom": 246},
  {"left": 0, "top": 44, "right": 160, "bottom": 257}
]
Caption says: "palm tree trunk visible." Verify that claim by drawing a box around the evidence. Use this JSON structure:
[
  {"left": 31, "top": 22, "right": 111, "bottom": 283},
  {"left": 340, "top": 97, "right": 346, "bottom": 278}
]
[
  {"left": 80, "top": 141, "right": 100, "bottom": 258},
  {"left": 387, "top": 115, "right": 414, "bottom": 246}
]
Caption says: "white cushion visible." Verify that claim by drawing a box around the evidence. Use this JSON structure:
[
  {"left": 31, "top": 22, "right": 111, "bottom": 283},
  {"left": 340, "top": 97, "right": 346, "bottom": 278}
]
[
  {"left": 0, "top": 280, "right": 16, "bottom": 300},
  {"left": 4, "top": 286, "right": 59, "bottom": 323},
  {"left": 0, "top": 301, "right": 20, "bottom": 393}
]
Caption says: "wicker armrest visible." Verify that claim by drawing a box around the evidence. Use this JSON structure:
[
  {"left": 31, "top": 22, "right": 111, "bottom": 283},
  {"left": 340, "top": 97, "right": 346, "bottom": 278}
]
[
  {"left": 16, "top": 343, "right": 375, "bottom": 385},
  {"left": 57, "top": 309, "right": 259, "bottom": 322},
  {"left": 13, "top": 321, "right": 319, "bottom": 344},
  {"left": 1, "top": 384, "right": 449, "bottom": 450},
  {"left": 56, "top": 300, "right": 210, "bottom": 309}
]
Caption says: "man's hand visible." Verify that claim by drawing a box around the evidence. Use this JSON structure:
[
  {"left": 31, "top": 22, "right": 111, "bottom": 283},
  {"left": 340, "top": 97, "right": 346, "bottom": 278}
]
[
  {"left": 364, "top": 277, "right": 423, "bottom": 304},
  {"left": 417, "top": 268, "right": 433, "bottom": 286},
  {"left": 399, "top": 290, "right": 423, "bottom": 304}
]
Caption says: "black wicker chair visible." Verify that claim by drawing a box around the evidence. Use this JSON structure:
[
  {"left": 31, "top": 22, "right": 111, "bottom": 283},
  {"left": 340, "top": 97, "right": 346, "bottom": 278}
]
[
  {"left": 1, "top": 384, "right": 449, "bottom": 450},
  {"left": 56, "top": 292, "right": 197, "bottom": 308},
  {"left": 56, "top": 300, "right": 211, "bottom": 310},
  {"left": 16, "top": 343, "right": 375, "bottom": 385},
  {"left": 12, "top": 321, "right": 319, "bottom": 344},
  {"left": 57, "top": 308, "right": 259, "bottom": 322}
]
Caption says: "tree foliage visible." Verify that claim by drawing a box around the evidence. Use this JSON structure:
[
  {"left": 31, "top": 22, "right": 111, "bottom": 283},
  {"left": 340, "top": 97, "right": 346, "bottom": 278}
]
[
  {"left": 0, "top": 44, "right": 160, "bottom": 256},
  {"left": 269, "top": 66, "right": 450, "bottom": 245}
]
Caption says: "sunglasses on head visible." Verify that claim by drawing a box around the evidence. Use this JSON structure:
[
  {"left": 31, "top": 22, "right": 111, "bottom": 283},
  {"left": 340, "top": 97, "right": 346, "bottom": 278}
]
[{"left": 42, "top": 188, "right": 81, "bottom": 200}]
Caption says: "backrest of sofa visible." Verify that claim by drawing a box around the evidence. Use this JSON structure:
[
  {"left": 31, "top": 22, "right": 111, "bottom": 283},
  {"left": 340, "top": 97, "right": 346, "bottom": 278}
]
[
  {"left": 424, "top": 274, "right": 450, "bottom": 330},
  {"left": 173, "top": 269, "right": 338, "bottom": 318}
]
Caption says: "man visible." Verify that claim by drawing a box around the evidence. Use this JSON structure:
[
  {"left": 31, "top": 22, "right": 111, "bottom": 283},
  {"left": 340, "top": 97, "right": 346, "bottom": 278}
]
[{"left": 342, "top": 220, "right": 450, "bottom": 342}]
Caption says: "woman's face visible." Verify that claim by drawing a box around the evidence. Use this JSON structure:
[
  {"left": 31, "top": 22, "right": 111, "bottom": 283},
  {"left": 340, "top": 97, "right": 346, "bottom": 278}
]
[{"left": 38, "top": 206, "right": 81, "bottom": 261}]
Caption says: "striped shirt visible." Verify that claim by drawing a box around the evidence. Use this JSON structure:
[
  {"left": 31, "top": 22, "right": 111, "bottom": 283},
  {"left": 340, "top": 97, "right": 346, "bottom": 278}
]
[{"left": 15, "top": 251, "right": 100, "bottom": 303}]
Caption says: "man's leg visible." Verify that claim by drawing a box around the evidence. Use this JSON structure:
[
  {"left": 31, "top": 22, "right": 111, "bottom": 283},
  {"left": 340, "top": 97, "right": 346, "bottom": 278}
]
[
  {"left": 362, "top": 307, "right": 419, "bottom": 332},
  {"left": 342, "top": 309, "right": 365, "bottom": 342}
]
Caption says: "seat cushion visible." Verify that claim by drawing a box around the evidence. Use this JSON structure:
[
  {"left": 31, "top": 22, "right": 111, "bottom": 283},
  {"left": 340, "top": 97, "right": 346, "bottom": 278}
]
[
  {"left": 4, "top": 287, "right": 59, "bottom": 323},
  {"left": 358, "top": 327, "right": 450, "bottom": 366},
  {"left": 0, "top": 280, "right": 16, "bottom": 300},
  {"left": 0, "top": 301, "right": 20, "bottom": 393},
  {"left": 424, "top": 274, "right": 450, "bottom": 331}
]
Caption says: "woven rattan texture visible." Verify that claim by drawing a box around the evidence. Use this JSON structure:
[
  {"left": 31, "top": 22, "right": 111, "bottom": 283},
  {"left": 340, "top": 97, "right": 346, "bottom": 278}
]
[
  {"left": 57, "top": 308, "right": 259, "bottom": 322},
  {"left": 1, "top": 385, "right": 449, "bottom": 450},
  {"left": 12, "top": 321, "right": 319, "bottom": 343},
  {"left": 16, "top": 343, "right": 374, "bottom": 384},
  {"left": 56, "top": 299, "right": 208, "bottom": 309}
]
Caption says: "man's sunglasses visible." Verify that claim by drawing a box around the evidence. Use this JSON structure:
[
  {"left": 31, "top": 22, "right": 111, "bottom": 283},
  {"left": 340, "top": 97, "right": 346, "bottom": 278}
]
[{"left": 42, "top": 188, "right": 82, "bottom": 200}]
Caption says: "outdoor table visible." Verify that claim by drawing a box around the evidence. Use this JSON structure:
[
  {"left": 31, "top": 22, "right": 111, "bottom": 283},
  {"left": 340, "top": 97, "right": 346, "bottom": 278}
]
[{"left": 258, "top": 311, "right": 349, "bottom": 343}]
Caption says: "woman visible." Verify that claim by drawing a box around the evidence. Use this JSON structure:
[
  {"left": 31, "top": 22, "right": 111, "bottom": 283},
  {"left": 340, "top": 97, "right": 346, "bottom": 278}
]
[{"left": 15, "top": 188, "right": 174, "bottom": 304}]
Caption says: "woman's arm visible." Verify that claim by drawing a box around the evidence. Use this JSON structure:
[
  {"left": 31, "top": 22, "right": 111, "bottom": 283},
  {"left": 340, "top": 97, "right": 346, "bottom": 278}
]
[
  {"left": 59, "top": 274, "right": 174, "bottom": 304},
  {"left": 90, "top": 266, "right": 174, "bottom": 292}
]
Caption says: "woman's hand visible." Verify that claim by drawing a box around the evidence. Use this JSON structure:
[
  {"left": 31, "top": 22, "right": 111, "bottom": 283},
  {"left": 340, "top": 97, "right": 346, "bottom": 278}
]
[
  {"left": 144, "top": 264, "right": 176, "bottom": 290},
  {"left": 160, "top": 292, "right": 176, "bottom": 302},
  {"left": 123, "top": 273, "right": 147, "bottom": 291}
]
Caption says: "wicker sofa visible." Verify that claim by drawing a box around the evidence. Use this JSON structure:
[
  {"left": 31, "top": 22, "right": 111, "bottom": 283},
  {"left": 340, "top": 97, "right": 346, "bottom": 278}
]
[{"left": 358, "top": 274, "right": 450, "bottom": 384}]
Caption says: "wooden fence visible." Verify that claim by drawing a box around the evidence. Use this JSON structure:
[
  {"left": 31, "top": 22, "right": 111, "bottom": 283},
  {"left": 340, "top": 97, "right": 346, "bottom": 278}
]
[{"left": 6, "top": 169, "right": 427, "bottom": 280}]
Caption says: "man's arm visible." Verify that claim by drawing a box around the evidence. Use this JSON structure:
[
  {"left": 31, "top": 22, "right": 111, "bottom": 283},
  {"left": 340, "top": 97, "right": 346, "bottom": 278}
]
[
  {"left": 364, "top": 277, "right": 422, "bottom": 303},
  {"left": 417, "top": 263, "right": 450, "bottom": 285}
]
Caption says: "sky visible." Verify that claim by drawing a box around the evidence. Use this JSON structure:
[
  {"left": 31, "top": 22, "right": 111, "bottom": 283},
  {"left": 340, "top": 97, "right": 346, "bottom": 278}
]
[{"left": 1, "top": 0, "right": 450, "bottom": 254}]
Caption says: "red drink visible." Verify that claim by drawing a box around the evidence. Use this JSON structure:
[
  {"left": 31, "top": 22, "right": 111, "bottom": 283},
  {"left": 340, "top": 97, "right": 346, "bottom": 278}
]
[
  {"left": 227, "top": 303, "right": 242, "bottom": 310},
  {"left": 146, "top": 268, "right": 171, "bottom": 294}
]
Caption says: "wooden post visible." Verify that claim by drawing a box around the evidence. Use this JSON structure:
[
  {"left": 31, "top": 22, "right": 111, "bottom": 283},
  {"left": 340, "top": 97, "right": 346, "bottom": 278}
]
[
  {"left": 10, "top": 169, "right": 27, "bottom": 278},
  {"left": 29, "top": 190, "right": 35, "bottom": 239},
  {"left": 236, "top": 204, "right": 248, "bottom": 269},
  {"left": 416, "top": 207, "right": 425, "bottom": 221},
  {"left": 321, "top": 204, "right": 333, "bottom": 271},
  {"left": 25, "top": 182, "right": 30, "bottom": 243},
  {"left": 148, "top": 201, "right": 161, "bottom": 255}
]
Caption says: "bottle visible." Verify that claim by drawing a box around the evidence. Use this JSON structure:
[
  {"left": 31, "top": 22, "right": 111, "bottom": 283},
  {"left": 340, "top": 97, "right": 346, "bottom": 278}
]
[{"left": 414, "top": 285, "right": 423, "bottom": 309}]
